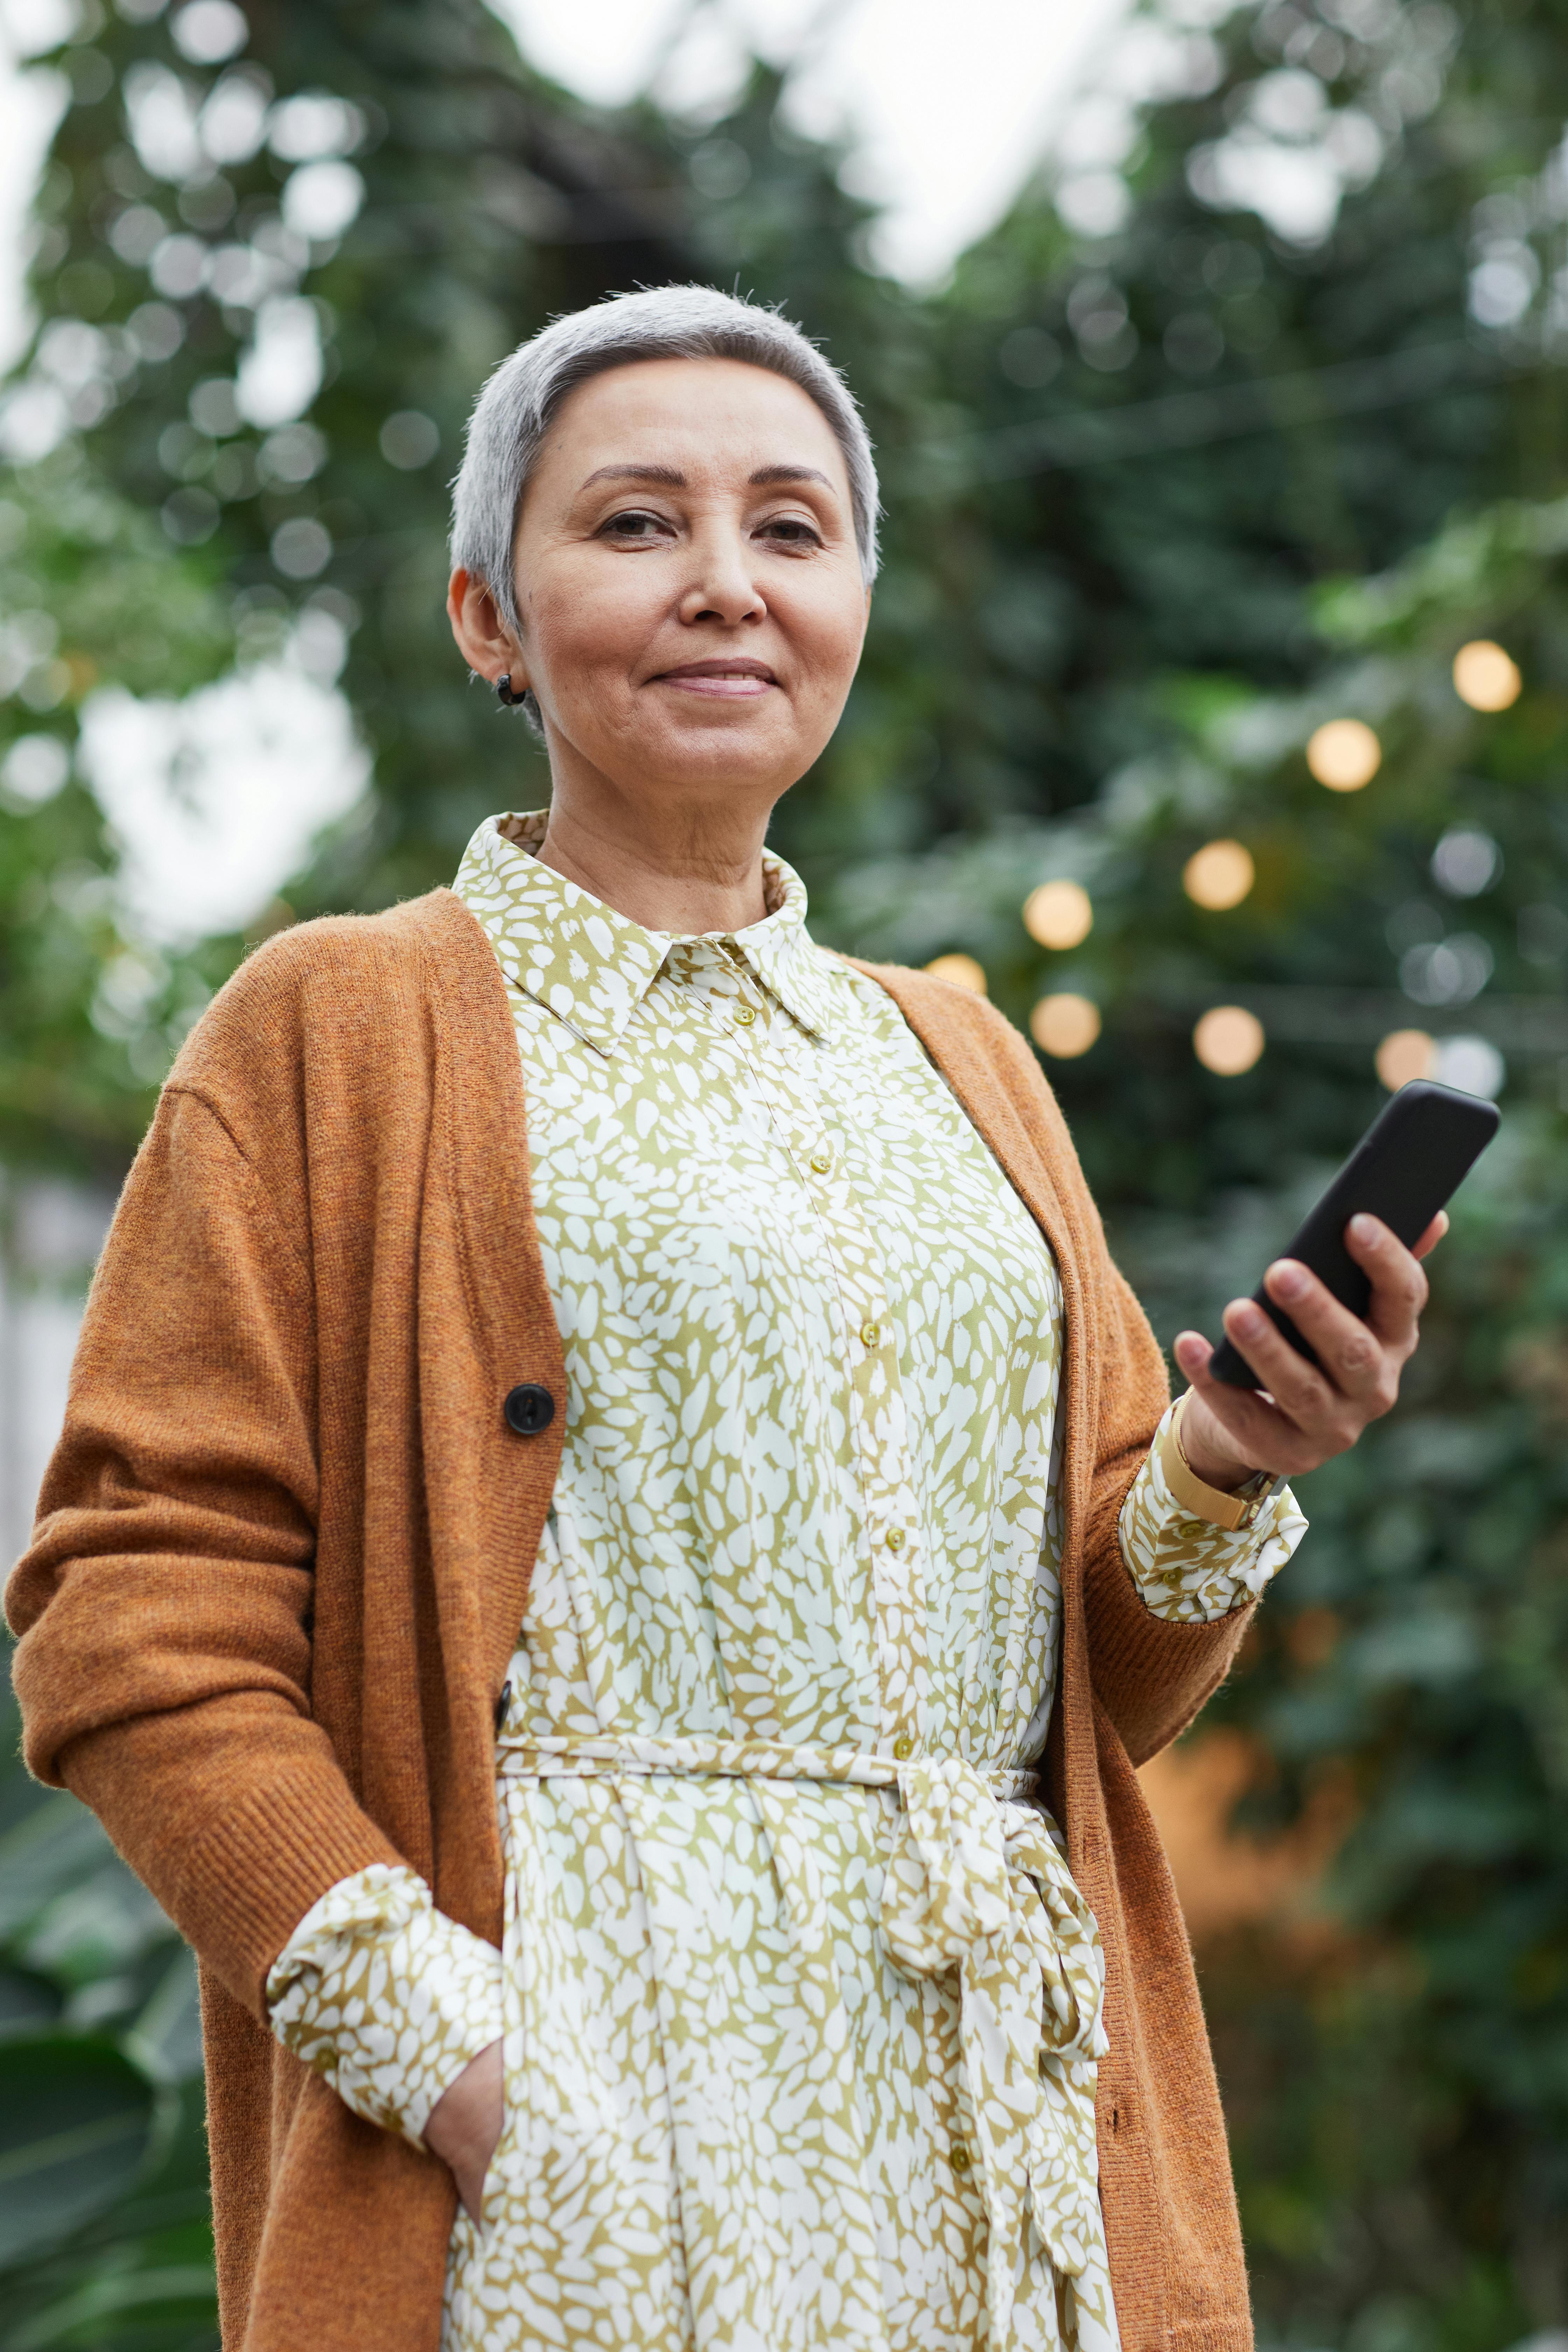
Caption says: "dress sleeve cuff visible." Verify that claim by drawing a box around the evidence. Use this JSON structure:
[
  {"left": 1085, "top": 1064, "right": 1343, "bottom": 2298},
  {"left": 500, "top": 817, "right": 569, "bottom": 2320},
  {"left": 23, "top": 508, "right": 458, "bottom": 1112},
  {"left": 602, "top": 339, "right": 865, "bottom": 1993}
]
[
  {"left": 265, "top": 1863, "right": 504, "bottom": 2149},
  {"left": 1118, "top": 1395, "right": 1308, "bottom": 1624}
]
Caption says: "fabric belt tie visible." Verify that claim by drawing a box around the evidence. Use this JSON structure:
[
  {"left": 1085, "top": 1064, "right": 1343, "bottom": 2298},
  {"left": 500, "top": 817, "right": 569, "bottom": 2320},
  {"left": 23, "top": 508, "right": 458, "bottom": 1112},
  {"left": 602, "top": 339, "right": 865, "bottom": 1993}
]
[{"left": 496, "top": 1732, "right": 1109, "bottom": 2346}]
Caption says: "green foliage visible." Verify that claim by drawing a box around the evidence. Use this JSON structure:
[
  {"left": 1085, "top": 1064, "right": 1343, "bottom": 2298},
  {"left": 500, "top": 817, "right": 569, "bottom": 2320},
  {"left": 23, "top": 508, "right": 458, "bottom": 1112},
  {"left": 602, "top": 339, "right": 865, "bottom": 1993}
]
[
  {"left": 0, "top": 1679, "right": 214, "bottom": 2350},
  {"left": 0, "top": 2037, "right": 161, "bottom": 2263},
  {"left": 0, "top": 454, "right": 234, "bottom": 1175},
  {"left": 5, "top": 0, "right": 1568, "bottom": 2343}
]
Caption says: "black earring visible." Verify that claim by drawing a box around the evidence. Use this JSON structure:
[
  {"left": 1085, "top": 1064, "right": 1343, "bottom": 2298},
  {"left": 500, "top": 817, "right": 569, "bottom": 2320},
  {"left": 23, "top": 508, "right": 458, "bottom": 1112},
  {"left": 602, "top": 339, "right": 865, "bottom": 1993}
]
[{"left": 496, "top": 672, "right": 524, "bottom": 708}]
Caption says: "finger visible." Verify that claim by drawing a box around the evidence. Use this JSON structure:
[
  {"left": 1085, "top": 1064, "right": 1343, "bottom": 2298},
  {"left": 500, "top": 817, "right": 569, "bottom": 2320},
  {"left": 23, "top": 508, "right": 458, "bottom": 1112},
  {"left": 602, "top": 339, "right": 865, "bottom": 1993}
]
[
  {"left": 1257, "top": 1258, "right": 1394, "bottom": 1410},
  {"left": 1411, "top": 1209, "right": 1449, "bottom": 1262},
  {"left": 1173, "top": 1333, "right": 1276, "bottom": 1468},
  {"left": 1342, "top": 1213, "right": 1429, "bottom": 1348},
  {"left": 1177, "top": 1336, "right": 1322, "bottom": 1477},
  {"left": 1187, "top": 1312, "right": 1335, "bottom": 1459},
  {"left": 1220, "top": 1294, "right": 1349, "bottom": 1428}
]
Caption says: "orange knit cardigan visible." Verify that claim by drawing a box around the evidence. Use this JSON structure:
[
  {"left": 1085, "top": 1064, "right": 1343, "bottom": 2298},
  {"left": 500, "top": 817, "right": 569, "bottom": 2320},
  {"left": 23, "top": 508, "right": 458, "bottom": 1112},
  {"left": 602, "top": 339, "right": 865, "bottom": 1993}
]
[{"left": 8, "top": 887, "right": 1255, "bottom": 2352}]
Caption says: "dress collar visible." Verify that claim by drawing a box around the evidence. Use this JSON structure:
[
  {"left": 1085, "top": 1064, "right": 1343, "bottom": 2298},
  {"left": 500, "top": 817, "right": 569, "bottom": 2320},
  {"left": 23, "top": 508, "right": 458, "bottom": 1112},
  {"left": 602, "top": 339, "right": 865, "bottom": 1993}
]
[{"left": 452, "top": 812, "right": 838, "bottom": 1054}]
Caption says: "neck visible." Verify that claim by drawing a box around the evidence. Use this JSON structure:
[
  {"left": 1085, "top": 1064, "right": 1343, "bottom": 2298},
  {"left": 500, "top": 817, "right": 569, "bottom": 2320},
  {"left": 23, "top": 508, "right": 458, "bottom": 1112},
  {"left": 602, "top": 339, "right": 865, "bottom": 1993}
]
[{"left": 533, "top": 778, "right": 774, "bottom": 936}]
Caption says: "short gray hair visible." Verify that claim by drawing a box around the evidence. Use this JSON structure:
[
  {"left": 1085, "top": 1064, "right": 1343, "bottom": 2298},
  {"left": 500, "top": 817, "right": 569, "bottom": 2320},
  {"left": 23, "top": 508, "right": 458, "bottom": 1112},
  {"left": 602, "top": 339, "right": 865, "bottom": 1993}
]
[{"left": 450, "top": 285, "right": 881, "bottom": 653}]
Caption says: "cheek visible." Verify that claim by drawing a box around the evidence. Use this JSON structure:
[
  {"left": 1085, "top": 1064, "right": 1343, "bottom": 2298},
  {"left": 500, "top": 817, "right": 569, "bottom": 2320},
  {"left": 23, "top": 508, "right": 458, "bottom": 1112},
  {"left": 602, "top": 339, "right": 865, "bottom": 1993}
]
[
  {"left": 525, "top": 566, "right": 661, "bottom": 695},
  {"left": 786, "top": 583, "right": 867, "bottom": 700}
]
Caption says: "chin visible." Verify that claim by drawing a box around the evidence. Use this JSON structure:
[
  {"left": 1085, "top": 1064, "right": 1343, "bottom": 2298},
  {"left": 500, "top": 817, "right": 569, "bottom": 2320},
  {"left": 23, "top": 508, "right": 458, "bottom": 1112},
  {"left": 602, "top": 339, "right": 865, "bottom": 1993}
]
[
  {"left": 669, "top": 726, "right": 806, "bottom": 786},
  {"left": 604, "top": 707, "right": 811, "bottom": 790}
]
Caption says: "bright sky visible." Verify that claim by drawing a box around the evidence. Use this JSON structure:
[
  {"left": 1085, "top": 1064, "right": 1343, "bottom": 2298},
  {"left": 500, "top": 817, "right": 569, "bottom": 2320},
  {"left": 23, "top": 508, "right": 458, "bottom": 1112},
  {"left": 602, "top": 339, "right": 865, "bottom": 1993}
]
[{"left": 494, "top": 0, "right": 1133, "bottom": 281}]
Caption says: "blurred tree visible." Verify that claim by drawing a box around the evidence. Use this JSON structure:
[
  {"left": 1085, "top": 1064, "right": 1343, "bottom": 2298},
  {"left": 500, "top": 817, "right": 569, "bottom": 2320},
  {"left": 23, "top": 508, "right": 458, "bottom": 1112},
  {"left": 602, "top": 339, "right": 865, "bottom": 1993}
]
[
  {"left": 5, "top": 0, "right": 1568, "bottom": 2346},
  {"left": 0, "top": 0, "right": 915, "bottom": 1178},
  {"left": 1, "top": 0, "right": 679, "bottom": 1175},
  {"left": 805, "top": 0, "right": 1559, "bottom": 883}
]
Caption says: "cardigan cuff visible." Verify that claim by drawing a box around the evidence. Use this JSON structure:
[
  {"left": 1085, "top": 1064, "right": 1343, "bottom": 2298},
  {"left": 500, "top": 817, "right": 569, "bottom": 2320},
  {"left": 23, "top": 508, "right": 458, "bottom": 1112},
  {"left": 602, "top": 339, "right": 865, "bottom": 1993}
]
[{"left": 61, "top": 1726, "right": 408, "bottom": 2018}]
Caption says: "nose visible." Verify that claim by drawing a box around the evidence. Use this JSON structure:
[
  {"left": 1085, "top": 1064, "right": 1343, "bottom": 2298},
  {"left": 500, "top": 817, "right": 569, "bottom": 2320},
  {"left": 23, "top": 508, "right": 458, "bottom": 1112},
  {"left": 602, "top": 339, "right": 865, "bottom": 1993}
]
[{"left": 677, "top": 518, "right": 766, "bottom": 629}]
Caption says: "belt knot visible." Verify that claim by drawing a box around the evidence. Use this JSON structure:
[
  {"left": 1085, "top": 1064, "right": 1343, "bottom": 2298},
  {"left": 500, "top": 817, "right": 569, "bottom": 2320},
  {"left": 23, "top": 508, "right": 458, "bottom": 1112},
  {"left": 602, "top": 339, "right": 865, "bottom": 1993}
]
[{"left": 880, "top": 1758, "right": 1110, "bottom": 2345}]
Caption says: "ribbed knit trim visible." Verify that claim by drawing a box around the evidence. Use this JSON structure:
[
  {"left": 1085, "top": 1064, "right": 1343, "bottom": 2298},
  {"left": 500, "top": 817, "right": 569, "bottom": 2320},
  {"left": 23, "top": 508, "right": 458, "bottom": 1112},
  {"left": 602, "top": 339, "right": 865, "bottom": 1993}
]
[{"left": 68, "top": 1741, "right": 404, "bottom": 2016}]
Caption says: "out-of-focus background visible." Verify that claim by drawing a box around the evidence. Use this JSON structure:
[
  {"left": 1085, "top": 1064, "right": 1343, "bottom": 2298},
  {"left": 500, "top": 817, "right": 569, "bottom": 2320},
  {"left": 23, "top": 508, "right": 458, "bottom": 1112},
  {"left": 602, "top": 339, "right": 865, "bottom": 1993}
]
[{"left": 2, "top": 0, "right": 1568, "bottom": 2343}]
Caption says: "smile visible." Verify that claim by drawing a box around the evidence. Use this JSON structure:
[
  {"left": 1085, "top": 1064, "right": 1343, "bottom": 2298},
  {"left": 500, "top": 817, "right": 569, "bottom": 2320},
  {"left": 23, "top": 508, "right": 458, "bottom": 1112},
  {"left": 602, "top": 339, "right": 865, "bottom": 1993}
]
[{"left": 653, "top": 660, "right": 778, "bottom": 698}]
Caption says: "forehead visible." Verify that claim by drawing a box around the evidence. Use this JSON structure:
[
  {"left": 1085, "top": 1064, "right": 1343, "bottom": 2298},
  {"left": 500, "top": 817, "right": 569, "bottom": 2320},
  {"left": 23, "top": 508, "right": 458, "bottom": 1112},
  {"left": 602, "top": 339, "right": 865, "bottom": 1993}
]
[{"left": 538, "top": 356, "right": 851, "bottom": 497}]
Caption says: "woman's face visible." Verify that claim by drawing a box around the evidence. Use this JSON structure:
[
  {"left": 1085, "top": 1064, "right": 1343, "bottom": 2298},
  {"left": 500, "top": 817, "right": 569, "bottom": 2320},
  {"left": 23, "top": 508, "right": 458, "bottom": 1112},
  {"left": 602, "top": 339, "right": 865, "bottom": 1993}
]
[{"left": 450, "top": 356, "right": 870, "bottom": 816}]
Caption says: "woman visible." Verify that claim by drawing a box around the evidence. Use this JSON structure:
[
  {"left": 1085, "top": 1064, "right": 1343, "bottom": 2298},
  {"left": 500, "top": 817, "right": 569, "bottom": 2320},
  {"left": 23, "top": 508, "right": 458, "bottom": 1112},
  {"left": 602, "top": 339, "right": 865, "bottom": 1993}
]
[{"left": 8, "top": 287, "right": 1442, "bottom": 2352}]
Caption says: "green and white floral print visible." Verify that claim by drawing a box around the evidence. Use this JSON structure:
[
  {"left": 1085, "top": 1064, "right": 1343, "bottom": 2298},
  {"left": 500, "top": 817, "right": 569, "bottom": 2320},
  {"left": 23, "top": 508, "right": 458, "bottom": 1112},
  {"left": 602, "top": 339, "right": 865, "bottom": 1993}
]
[
  {"left": 268, "top": 1863, "right": 503, "bottom": 2140},
  {"left": 267, "top": 815, "right": 1304, "bottom": 2352}
]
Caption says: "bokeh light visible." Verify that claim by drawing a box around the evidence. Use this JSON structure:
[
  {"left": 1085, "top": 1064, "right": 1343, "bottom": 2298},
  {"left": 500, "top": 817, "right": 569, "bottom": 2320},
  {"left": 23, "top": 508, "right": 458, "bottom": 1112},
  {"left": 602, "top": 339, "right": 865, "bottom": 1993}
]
[
  {"left": 1183, "top": 839, "right": 1255, "bottom": 911},
  {"left": 1022, "top": 878, "right": 1093, "bottom": 949},
  {"left": 1452, "top": 639, "right": 1522, "bottom": 712},
  {"left": 1194, "top": 1005, "right": 1265, "bottom": 1074},
  {"left": 1029, "top": 993, "right": 1101, "bottom": 1056},
  {"left": 1306, "top": 718, "right": 1382, "bottom": 791},
  {"left": 0, "top": 735, "right": 70, "bottom": 808},
  {"left": 1430, "top": 826, "right": 1501, "bottom": 897},
  {"left": 925, "top": 952, "right": 987, "bottom": 995},
  {"left": 1433, "top": 1034, "right": 1506, "bottom": 1099},
  {"left": 1376, "top": 1029, "right": 1435, "bottom": 1091}
]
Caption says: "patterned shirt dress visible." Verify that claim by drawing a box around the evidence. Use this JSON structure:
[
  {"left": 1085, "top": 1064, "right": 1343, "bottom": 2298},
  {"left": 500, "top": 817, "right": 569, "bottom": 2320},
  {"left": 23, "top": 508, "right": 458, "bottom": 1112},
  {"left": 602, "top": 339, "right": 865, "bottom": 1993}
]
[{"left": 267, "top": 814, "right": 1304, "bottom": 2352}]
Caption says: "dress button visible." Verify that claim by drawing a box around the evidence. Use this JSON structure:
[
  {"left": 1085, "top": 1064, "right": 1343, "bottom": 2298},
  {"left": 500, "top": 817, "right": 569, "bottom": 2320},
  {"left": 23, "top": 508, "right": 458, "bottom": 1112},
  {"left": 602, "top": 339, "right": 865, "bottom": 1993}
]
[
  {"left": 734, "top": 1006, "right": 756, "bottom": 1027},
  {"left": 859, "top": 1320, "right": 881, "bottom": 1349},
  {"left": 809, "top": 1150, "right": 832, "bottom": 1174},
  {"left": 1175, "top": 1517, "right": 1204, "bottom": 1539},
  {"left": 886, "top": 1528, "right": 906, "bottom": 1554},
  {"left": 504, "top": 1384, "right": 556, "bottom": 1436},
  {"left": 951, "top": 2142, "right": 972, "bottom": 2174},
  {"left": 892, "top": 1734, "right": 913, "bottom": 1760}
]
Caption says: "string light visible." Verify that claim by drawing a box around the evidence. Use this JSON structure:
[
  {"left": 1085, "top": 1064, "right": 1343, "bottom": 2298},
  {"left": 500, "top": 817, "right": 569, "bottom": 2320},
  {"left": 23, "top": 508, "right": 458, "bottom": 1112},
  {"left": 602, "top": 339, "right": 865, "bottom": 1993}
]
[
  {"left": 1376, "top": 1029, "right": 1435, "bottom": 1091},
  {"left": 924, "top": 952, "right": 987, "bottom": 995},
  {"left": 1452, "top": 639, "right": 1521, "bottom": 712},
  {"left": 1183, "top": 840, "right": 1255, "bottom": 910},
  {"left": 1029, "top": 994, "right": 1101, "bottom": 1057},
  {"left": 1306, "top": 719, "right": 1381, "bottom": 791},
  {"left": 1194, "top": 1005, "right": 1265, "bottom": 1074},
  {"left": 1022, "top": 878, "right": 1093, "bottom": 950}
]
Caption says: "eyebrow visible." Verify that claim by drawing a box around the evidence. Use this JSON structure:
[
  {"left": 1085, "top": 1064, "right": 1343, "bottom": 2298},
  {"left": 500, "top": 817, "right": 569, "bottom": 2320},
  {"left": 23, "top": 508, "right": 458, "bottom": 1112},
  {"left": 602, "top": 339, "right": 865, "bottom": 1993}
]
[
  {"left": 580, "top": 463, "right": 688, "bottom": 490},
  {"left": 748, "top": 464, "right": 834, "bottom": 491},
  {"left": 578, "top": 462, "right": 837, "bottom": 493}
]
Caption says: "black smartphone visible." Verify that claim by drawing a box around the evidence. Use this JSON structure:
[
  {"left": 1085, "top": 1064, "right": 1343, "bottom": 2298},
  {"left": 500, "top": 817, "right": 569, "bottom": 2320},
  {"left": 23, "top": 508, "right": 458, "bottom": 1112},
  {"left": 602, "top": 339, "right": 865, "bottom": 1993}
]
[{"left": 1208, "top": 1079, "right": 1500, "bottom": 1390}]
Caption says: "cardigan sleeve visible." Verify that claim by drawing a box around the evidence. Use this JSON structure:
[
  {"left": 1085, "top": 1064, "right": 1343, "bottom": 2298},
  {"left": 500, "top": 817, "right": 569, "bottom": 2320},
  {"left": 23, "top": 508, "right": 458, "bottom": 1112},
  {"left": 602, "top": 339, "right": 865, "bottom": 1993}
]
[{"left": 5, "top": 1083, "right": 406, "bottom": 2018}]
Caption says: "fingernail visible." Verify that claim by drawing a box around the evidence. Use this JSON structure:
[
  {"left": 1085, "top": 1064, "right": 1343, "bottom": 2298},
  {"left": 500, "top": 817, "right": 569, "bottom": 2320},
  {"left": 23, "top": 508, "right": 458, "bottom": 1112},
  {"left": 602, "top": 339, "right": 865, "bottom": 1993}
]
[
  {"left": 1350, "top": 1214, "right": 1377, "bottom": 1244},
  {"left": 1271, "top": 1260, "right": 1307, "bottom": 1299},
  {"left": 1235, "top": 1302, "right": 1267, "bottom": 1334}
]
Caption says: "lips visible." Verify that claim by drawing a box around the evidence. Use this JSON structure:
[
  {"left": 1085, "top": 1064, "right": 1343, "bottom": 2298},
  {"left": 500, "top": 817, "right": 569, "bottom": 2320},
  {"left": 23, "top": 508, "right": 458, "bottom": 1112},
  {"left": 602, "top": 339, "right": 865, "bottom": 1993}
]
[{"left": 653, "top": 658, "right": 778, "bottom": 699}]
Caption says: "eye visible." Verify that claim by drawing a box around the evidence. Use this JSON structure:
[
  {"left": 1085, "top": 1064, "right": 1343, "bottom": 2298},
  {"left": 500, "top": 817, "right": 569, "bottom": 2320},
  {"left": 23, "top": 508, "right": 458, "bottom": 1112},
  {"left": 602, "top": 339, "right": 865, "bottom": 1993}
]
[
  {"left": 599, "top": 509, "right": 672, "bottom": 543},
  {"left": 758, "top": 516, "right": 822, "bottom": 548}
]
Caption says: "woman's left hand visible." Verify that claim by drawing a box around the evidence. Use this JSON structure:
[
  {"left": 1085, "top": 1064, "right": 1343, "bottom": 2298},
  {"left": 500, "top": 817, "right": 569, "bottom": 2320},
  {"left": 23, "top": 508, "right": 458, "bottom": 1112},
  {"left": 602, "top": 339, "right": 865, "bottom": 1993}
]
[
  {"left": 1172, "top": 1211, "right": 1448, "bottom": 1493},
  {"left": 425, "top": 2039, "right": 504, "bottom": 2223}
]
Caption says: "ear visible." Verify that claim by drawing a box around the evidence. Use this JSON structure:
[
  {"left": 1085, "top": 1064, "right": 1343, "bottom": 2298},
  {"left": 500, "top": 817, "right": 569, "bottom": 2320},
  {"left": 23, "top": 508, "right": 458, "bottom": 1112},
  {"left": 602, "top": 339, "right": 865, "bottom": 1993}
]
[{"left": 448, "top": 567, "right": 528, "bottom": 688}]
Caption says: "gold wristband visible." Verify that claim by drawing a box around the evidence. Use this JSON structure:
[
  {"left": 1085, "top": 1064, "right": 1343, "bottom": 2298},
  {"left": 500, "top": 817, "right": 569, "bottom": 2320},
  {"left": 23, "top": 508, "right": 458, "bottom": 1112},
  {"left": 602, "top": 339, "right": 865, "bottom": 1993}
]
[{"left": 1159, "top": 1393, "right": 1280, "bottom": 1533}]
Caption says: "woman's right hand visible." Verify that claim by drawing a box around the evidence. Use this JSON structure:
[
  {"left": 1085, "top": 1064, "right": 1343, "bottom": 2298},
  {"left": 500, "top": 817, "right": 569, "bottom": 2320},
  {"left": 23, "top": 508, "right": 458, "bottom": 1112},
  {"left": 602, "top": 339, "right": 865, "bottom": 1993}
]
[{"left": 424, "top": 2039, "right": 504, "bottom": 2222}]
